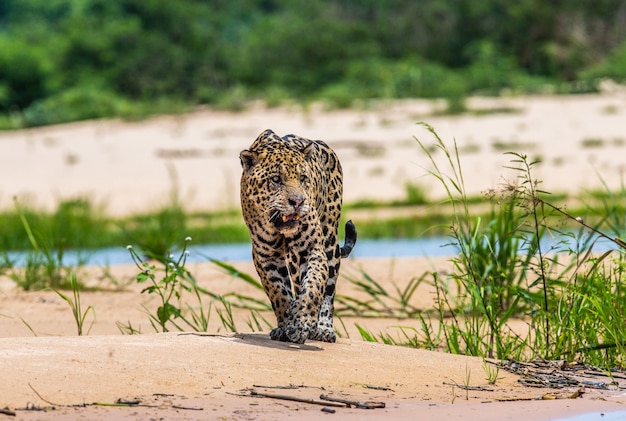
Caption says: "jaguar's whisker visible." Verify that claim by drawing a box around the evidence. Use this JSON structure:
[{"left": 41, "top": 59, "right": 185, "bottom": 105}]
[{"left": 268, "top": 210, "right": 280, "bottom": 223}]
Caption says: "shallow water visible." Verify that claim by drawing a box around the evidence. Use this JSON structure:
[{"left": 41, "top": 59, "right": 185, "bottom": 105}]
[
  {"left": 6, "top": 231, "right": 619, "bottom": 268},
  {"left": 5, "top": 236, "right": 455, "bottom": 267}
]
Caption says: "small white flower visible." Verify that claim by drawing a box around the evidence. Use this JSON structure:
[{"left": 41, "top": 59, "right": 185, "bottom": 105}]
[
  {"left": 185, "top": 236, "right": 192, "bottom": 242},
  {"left": 575, "top": 216, "right": 583, "bottom": 223},
  {"left": 169, "top": 253, "right": 174, "bottom": 259},
  {"left": 184, "top": 250, "right": 190, "bottom": 256},
  {"left": 126, "top": 245, "right": 133, "bottom": 250},
  {"left": 168, "top": 262, "right": 175, "bottom": 268}
]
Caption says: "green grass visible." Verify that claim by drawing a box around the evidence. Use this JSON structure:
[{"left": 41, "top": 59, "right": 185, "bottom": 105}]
[
  {"left": 340, "top": 123, "right": 626, "bottom": 368},
  {"left": 122, "top": 237, "right": 270, "bottom": 334},
  {"left": 54, "top": 272, "right": 95, "bottom": 336},
  {"left": 0, "top": 201, "right": 250, "bottom": 253}
]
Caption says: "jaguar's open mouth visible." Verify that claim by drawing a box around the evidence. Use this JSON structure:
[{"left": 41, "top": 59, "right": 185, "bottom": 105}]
[
  {"left": 281, "top": 213, "right": 300, "bottom": 223},
  {"left": 272, "top": 212, "right": 301, "bottom": 230}
]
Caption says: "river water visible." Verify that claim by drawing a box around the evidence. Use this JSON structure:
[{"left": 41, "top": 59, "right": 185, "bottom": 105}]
[{"left": 6, "top": 233, "right": 620, "bottom": 267}]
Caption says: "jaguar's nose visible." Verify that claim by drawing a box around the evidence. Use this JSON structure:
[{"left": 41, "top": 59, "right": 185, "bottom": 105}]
[{"left": 288, "top": 196, "right": 305, "bottom": 209}]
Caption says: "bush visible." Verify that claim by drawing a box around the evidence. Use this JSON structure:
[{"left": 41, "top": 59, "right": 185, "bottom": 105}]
[
  {"left": 342, "top": 57, "right": 469, "bottom": 100},
  {"left": 0, "top": 36, "right": 49, "bottom": 111},
  {"left": 21, "top": 85, "right": 131, "bottom": 126},
  {"left": 580, "top": 40, "right": 626, "bottom": 83},
  {"left": 231, "top": 6, "right": 377, "bottom": 95},
  {"left": 464, "top": 41, "right": 554, "bottom": 95}
]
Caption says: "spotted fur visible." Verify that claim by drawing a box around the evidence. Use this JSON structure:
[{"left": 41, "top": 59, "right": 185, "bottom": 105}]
[{"left": 240, "top": 129, "right": 356, "bottom": 343}]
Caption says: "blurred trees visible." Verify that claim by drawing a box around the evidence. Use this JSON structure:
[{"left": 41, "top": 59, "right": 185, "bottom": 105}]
[{"left": 1, "top": 0, "right": 626, "bottom": 127}]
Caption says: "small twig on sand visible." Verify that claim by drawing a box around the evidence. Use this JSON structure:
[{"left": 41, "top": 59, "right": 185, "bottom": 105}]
[
  {"left": 352, "top": 382, "right": 393, "bottom": 391},
  {"left": 320, "top": 394, "right": 386, "bottom": 409},
  {"left": 442, "top": 381, "right": 493, "bottom": 392},
  {"left": 365, "top": 384, "right": 394, "bottom": 391},
  {"left": 172, "top": 404, "right": 203, "bottom": 411},
  {"left": 249, "top": 390, "right": 347, "bottom": 407},
  {"left": 252, "top": 384, "right": 300, "bottom": 390},
  {"left": 28, "top": 383, "right": 68, "bottom": 407}
]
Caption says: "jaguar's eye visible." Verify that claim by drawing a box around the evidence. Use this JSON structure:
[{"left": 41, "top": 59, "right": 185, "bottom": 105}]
[
  {"left": 270, "top": 175, "right": 281, "bottom": 184},
  {"left": 299, "top": 174, "right": 307, "bottom": 183}
]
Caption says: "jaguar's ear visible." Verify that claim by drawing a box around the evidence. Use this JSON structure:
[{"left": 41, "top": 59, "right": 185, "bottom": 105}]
[
  {"left": 302, "top": 143, "right": 314, "bottom": 161},
  {"left": 253, "top": 129, "right": 277, "bottom": 146},
  {"left": 258, "top": 129, "right": 276, "bottom": 141},
  {"left": 240, "top": 149, "right": 258, "bottom": 171}
]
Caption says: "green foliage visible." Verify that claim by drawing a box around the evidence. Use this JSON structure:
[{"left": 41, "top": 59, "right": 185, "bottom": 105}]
[
  {"left": 581, "top": 40, "right": 626, "bottom": 83},
  {"left": 123, "top": 204, "right": 188, "bottom": 261},
  {"left": 1, "top": 1, "right": 625, "bottom": 126},
  {"left": 0, "top": 36, "right": 50, "bottom": 111},
  {"left": 0, "top": 198, "right": 111, "bottom": 252},
  {"left": 126, "top": 238, "right": 270, "bottom": 334},
  {"left": 344, "top": 125, "right": 626, "bottom": 368},
  {"left": 0, "top": 201, "right": 248, "bottom": 254},
  {"left": 464, "top": 41, "right": 553, "bottom": 95},
  {"left": 128, "top": 238, "right": 199, "bottom": 332},
  {"left": 414, "top": 124, "right": 626, "bottom": 366},
  {"left": 232, "top": 4, "right": 377, "bottom": 95},
  {"left": 6, "top": 198, "right": 91, "bottom": 290},
  {"left": 20, "top": 86, "right": 132, "bottom": 127},
  {"left": 328, "top": 57, "right": 469, "bottom": 101}
]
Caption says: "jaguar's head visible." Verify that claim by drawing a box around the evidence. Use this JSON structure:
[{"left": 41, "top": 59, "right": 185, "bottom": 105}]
[{"left": 240, "top": 131, "right": 315, "bottom": 235}]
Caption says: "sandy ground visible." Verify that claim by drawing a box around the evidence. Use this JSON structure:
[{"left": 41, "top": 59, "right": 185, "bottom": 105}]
[
  {"left": 2, "top": 258, "right": 626, "bottom": 420},
  {"left": 0, "top": 94, "right": 625, "bottom": 214},
  {"left": 2, "top": 94, "right": 626, "bottom": 419}
]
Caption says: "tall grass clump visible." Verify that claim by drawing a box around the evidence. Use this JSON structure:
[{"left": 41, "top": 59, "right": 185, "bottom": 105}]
[
  {"left": 7, "top": 198, "right": 91, "bottom": 290},
  {"left": 411, "top": 123, "right": 626, "bottom": 367},
  {"left": 54, "top": 272, "right": 95, "bottom": 336}
]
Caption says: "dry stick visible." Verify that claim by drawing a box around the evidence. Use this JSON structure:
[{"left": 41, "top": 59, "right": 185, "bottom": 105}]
[
  {"left": 442, "top": 382, "right": 493, "bottom": 392},
  {"left": 28, "top": 383, "right": 67, "bottom": 407},
  {"left": 172, "top": 405, "right": 203, "bottom": 411},
  {"left": 364, "top": 384, "right": 393, "bottom": 391},
  {"left": 249, "top": 390, "right": 347, "bottom": 408},
  {"left": 252, "top": 384, "right": 301, "bottom": 390},
  {"left": 320, "top": 394, "right": 386, "bottom": 409}
]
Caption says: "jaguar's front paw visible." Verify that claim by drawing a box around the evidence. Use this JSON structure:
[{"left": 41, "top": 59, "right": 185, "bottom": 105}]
[
  {"left": 284, "top": 322, "right": 310, "bottom": 344},
  {"left": 269, "top": 327, "right": 289, "bottom": 342},
  {"left": 270, "top": 324, "right": 310, "bottom": 344},
  {"left": 308, "top": 326, "right": 336, "bottom": 343}
]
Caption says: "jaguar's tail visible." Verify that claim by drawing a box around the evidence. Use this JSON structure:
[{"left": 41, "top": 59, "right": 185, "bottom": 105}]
[{"left": 340, "top": 220, "right": 357, "bottom": 258}]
